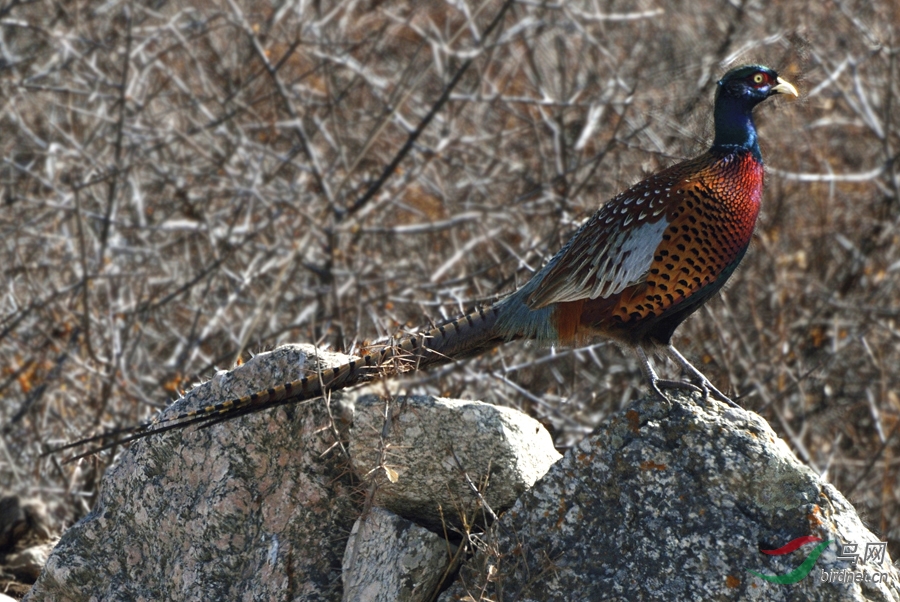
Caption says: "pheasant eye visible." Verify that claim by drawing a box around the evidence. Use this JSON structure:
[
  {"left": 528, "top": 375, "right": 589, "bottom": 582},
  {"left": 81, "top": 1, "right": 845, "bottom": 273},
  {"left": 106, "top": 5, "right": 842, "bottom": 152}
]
[{"left": 752, "top": 73, "right": 766, "bottom": 85}]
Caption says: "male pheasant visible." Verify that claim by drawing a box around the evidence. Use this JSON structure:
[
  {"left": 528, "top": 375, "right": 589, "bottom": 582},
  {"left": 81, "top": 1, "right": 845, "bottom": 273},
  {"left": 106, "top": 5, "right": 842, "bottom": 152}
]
[
  {"left": 58, "top": 65, "right": 798, "bottom": 457},
  {"left": 491, "top": 65, "right": 799, "bottom": 402}
]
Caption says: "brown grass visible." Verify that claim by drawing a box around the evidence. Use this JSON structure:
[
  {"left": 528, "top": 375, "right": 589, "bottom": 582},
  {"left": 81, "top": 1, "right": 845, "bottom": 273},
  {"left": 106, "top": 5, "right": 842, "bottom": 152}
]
[{"left": 1, "top": 0, "right": 898, "bottom": 576}]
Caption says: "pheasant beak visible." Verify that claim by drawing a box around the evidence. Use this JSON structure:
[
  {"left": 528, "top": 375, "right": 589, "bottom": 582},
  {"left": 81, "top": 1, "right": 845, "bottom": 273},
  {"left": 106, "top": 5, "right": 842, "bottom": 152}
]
[{"left": 771, "top": 76, "right": 799, "bottom": 98}]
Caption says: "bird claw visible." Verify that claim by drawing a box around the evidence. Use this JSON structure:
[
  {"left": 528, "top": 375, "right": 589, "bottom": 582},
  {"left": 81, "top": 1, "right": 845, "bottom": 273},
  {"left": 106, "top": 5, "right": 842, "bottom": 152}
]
[
  {"left": 662, "top": 345, "right": 741, "bottom": 408},
  {"left": 650, "top": 377, "right": 739, "bottom": 408},
  {"left": 699, "top": 379, "right": 740, "bottom": 408},
  {"left": 637, "top": 345, "right": 741, "bottom": 408},
  {"left": 650, "top": 378, "right": 704, "bottom": 401}
]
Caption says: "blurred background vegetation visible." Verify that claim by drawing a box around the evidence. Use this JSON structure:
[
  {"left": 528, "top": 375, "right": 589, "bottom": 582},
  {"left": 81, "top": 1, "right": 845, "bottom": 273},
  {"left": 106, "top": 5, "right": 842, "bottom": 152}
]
[{"left": 1, "top": 0, "right": 898, "bottom": 592}]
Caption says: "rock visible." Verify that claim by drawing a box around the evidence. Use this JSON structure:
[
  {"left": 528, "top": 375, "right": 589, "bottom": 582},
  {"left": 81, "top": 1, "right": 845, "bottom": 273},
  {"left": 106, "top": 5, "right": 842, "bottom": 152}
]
[
  {"left": 26, "top": 346, "right": 899, "bottom": 602},
  {"left": 25, "top": 344, "right": 358, "bottom": 602},
  {"left": 342, "top": 507, "right": 453, "bottom": 602},
  {"left": 440, "top": 391, "right": 900, "bottom": 602},
  {"left": 350, "top": 394, "right": 562, "bottom": 530}
]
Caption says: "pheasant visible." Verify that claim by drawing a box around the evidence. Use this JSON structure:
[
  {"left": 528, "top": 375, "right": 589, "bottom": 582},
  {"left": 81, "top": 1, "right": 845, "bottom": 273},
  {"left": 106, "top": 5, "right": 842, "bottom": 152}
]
[{"left": 57, "top": 65, "right": 798, "bottom": 459}]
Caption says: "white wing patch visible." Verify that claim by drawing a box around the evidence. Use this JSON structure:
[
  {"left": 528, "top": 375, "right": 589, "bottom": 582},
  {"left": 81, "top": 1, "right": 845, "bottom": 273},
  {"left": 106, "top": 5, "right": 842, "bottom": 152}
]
[
  {"left": 528, "top": 214, "right": 669, "bottom": 306},
  {"left": 587, "top": 217, "right": 669, "bottom": 299},
  {"left": 524, "top": 177, "right": 679, "bottom": 308}
]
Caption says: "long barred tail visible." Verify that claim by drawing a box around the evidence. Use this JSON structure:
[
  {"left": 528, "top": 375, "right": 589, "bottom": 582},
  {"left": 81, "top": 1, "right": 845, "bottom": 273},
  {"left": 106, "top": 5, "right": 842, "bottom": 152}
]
[{"left": 52, "top": 305, "right": 509, "bottom": 461}]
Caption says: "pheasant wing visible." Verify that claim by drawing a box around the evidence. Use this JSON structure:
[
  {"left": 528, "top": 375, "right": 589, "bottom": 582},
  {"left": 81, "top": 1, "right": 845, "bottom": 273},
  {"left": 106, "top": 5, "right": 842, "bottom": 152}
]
[{"left": 525, "top": 173, "right": 675, "bottom": 309}]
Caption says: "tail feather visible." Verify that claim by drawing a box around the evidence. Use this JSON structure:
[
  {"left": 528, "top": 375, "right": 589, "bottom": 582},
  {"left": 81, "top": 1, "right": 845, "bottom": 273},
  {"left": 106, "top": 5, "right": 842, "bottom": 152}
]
[
  {"left": 493, "top": 286, "right": 558, "bottom": 344},
  {"left": 52, "top": 304, "right": 511, "bottom": 460}
]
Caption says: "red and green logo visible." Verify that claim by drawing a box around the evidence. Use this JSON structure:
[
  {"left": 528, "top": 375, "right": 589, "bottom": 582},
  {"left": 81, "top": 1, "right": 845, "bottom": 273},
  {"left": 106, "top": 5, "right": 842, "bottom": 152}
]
[{"left": 748, "top": 536, "right": 834, "bottom": 584}]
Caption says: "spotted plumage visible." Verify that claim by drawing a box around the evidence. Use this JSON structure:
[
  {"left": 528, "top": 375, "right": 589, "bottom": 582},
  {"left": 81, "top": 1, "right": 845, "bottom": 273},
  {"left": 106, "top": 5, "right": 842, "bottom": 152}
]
[
  {"left": 55, "top": 65, "right": 798, "bottom": 459},
  {"left": 494, "top": 64, "right": 797, "bottom": 400},
  {"left": 527, "top": 148, "right": 764, "bottom": 346}
]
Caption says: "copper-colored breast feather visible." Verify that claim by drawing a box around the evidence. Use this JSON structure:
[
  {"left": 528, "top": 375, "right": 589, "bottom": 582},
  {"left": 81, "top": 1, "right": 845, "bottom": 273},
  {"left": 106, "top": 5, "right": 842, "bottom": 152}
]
[
  {"left": 526, "top": 150, "right": 763, "bottom": 342},
  {"left": 526, "top": 156, "right": 712, "bottom": 310}
]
